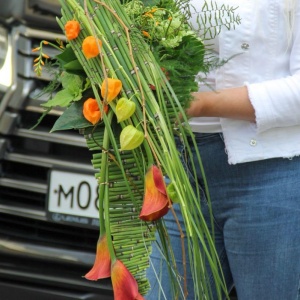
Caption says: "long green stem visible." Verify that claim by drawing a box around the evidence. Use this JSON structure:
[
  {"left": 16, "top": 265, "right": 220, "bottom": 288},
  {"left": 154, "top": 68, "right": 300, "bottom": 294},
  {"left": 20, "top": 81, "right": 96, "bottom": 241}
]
[
  {"left": 97, "top": 110, "right": 113, "bottom": 234},
  {"left": 103, "top": 168, "right": 117, "bottom": 262},
  {"left": 56, "top": 0, "right": 229, "bottom": 298}
]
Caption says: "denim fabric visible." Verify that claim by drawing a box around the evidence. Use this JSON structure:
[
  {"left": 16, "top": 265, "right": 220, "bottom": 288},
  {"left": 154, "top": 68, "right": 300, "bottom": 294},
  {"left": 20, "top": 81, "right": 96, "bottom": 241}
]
[{"left": 146, "top": 133, "right": 300, "bottom": 300}]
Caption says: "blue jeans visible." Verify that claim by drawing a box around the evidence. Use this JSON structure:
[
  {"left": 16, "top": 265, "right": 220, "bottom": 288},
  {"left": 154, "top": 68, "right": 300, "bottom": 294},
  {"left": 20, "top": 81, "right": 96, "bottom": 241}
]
[{"left": 146, "top": 133, "right": 300, "bottom": 300}]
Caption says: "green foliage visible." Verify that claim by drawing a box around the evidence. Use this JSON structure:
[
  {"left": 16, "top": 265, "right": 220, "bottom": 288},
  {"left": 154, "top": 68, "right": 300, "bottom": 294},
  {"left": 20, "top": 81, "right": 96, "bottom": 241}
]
[
  {"left": 191, "top": 0, "right": 241, "bottom": 39},
  {"left": 42, "top": 72, "right": 87, "bottom": 108},
  {"left": 56, "top": 44, "right": 85, "bottom": 74},
  {"left": 154, "top": 34, "right": 205, "bottom": 107},
  {"left": 42, "top": 88, "right": 76, "bottom": 107},
  {"left": 34, "top": 0, "right": 240, "bottom": 133},
  {"left": 50, "top": 100, "right": 93, "bottom": 132},
  {"left": 56, "top": 44, "right": 77, "bottom": 62},
  {"left": 34, "top": 0, "right": 238, "bottom": 298},
  {"left": 166, "top": 182, "right": 180, "bottom": 203},
  {"left": 124, "top": 0, "right": 206, "bottom": 109},
  {"left": 32, "top": 42, "right": 90, "bottom": 130},
  {"left": 43, "top": 45, "right": 89, "bottom": 109}
]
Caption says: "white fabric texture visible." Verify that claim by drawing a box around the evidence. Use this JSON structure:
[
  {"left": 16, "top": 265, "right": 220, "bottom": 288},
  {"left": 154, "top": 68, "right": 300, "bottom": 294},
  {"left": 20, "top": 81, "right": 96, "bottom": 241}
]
[{"left": 189, "top": 0, "right": 300, "bottom": 164}]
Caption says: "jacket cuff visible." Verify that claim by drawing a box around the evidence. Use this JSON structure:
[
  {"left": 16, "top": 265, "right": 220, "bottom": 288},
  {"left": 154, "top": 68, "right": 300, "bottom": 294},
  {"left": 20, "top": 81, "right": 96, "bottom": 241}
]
[{"left": 245, "top": 81, "right": 277, "bottom": 133}]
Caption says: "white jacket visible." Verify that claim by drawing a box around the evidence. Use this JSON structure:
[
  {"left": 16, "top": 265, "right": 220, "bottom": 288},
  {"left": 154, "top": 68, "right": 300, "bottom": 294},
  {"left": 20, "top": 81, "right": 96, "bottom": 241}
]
[{"left": 190, "top": 0, "right": 300, "bottom": 164}]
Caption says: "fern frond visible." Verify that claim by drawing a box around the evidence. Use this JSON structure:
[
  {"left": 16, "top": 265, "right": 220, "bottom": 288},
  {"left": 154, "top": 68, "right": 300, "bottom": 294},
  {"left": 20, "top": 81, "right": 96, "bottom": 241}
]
[{"left": 191, "top": 0, "right": 241, "bottom": 39}]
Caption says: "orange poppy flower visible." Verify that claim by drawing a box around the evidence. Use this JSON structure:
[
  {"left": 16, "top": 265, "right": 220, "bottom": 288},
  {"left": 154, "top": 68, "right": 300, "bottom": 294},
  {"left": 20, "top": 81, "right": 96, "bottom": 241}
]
[
  {"left": 83, "top": 98, "right": 108, "bottom": 125},
  {"left": 101, "top": 78, "right": 122, "bottom": 103},
  {"left": 82, "top": 36, "right": 102, "bottom": 59},
  {"left": 139, "top": 165, "right": 169, "bottom": 221},
  {"left": 111, "top": 259, "right": 144, "bottom": 300},
  {"left": 65, "top": 20, "right": 80, "bottom": 40},
  {"left": 84, "top": 234, "right": 111, "bottom": 280}
]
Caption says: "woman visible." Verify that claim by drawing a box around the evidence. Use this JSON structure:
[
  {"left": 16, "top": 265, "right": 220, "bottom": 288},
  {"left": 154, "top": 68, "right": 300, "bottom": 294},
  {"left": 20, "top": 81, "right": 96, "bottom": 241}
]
[{"left": 147, "top": 0, "right": 300, "bottom": 299}]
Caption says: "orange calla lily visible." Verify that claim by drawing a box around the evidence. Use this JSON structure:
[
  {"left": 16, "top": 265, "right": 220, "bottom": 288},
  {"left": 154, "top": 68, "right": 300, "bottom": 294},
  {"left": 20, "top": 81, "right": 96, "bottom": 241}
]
[
  {"left": 101, "top": 78, "right": 122, "bottom": 103},
  {"left": 82, "top": 36, "right": 102, "bottom": 59},
  {"left": 64, "top": 20, "right": 80, "bottom": 40},
  {"left": 111, "top": 259, "right": 144, "bottom": 300},
  {"left": 84, "top": 234, "right": 111, "bottom": 280},
  {"left": 139, "top": 165, "right": 169, "bottom": 221}
]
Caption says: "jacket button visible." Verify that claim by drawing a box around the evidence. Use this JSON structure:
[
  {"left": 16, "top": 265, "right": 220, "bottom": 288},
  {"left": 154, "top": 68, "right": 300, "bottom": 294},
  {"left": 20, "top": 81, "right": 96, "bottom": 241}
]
[
  {"left": 250, "top": 139, "right": 257, "bottom": 146},
  {"left": 241, "top": 43, "right": 250, "bottom": 50}
]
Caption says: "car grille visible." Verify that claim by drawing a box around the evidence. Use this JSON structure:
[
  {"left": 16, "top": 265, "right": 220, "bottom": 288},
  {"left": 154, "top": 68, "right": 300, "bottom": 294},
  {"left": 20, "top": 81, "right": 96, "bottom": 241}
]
[
  {"left": 0, "top": 22, "right": 112, "bottom": 299},
  {"left": 0, "top": 25, "right": 96, "bottom": 223}
]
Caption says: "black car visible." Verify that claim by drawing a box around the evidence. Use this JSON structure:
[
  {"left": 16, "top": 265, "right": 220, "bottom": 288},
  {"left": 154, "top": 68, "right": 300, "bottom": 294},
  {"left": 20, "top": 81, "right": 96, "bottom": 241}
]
[{"left": 0, "top": 0, "right": 113, "bottom": 299}]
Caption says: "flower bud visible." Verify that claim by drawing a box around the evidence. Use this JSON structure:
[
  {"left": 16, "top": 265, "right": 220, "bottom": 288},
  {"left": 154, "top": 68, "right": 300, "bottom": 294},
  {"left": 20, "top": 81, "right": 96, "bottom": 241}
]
[
  {"left": 101, "top": 78, "right": 122, "bottom": 103},
  {"left": 65, "top": 20, "right": 80, "bottom": 40},
  {"left": 120, "top": 125, "right": 144, "bottom": 150},
  {"left": 166, "top": 182, "right": 179, "bottom": 203},
  {"left": 83, "top": 98, "right": 108, "bottom": 125},
  {"left": 82, "top": 36, "right": 102, "bottom": 59},
  {"left": 116, "top": 98, "right": 136, "bottom": 122}
]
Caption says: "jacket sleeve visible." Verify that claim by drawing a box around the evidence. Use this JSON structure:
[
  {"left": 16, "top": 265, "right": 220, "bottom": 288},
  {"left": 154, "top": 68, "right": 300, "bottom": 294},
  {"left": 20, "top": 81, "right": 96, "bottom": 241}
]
[{"left": 246, "top": 3, "right": 300, "bottom": 133}]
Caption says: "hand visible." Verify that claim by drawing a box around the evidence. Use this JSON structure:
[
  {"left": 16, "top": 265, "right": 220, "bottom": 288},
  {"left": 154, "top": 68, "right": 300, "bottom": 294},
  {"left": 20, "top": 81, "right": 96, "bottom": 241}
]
[{"left": 185, "top": 92, "right": 207, "bottom": 118}]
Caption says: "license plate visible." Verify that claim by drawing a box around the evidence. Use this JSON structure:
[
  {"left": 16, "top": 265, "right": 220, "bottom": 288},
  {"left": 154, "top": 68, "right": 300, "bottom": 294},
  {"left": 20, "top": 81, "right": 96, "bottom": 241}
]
[{"left": 47, "top": 170, "right": 99, "bottom": 228}]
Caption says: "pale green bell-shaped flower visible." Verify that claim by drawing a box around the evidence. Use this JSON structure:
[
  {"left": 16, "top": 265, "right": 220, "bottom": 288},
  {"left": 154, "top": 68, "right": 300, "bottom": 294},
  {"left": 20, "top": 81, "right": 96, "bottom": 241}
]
[
  {"left": 116, "top": 97, "right": 136, "bottom": 123},
  {"left": 120, "top": 125, "right": 144, "bottom": 150}
]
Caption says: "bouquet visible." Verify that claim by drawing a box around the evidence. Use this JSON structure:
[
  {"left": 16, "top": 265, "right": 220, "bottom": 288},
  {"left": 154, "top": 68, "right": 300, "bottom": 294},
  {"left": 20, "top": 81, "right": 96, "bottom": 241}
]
[{"left": 33, "top": 0, "right": 240, "bottom": 299}]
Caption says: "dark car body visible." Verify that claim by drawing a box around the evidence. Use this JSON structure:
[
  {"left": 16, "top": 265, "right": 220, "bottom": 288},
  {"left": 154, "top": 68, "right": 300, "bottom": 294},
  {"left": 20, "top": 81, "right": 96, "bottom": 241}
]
[{"left": 0, "top": 0, "right": 113, "bottom": 299}]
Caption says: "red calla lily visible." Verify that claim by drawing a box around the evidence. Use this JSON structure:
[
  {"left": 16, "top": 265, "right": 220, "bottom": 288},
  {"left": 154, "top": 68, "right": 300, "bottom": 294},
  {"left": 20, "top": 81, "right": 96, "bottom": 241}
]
[
  {"left": 139, "top": 165, "right": 169, "bottom": 221},
  {"left": 111, "top": 259, "right": 144, "bottom": 300},
  {"left": 84, "top": 234, "right": 111, "bottom": 280}
]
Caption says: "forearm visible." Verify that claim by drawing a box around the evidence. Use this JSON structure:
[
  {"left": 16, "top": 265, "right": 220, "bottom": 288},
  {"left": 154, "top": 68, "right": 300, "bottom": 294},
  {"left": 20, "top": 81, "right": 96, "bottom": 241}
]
[{"left": 186, "top": 86, "right": 256, "bottom": 122}]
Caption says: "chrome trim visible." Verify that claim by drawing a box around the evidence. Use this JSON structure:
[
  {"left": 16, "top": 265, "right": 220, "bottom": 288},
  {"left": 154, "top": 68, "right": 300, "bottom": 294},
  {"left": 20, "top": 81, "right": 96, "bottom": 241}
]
[
  {"left": 21, "top": 26, "right": 65, "bottom": 41},
  {"left": 15, "top": 128, "right": 87, "bottom": 147},
  {"left": 0, "top": 26, "right": 18, "bottom": 119},
  {"left": 5, "top": 152, "right": 94, "bottom": 172},
  {"left": 0, "top": 111, "right": 18, "bottom": 135},
  {"left": 25, "top": 104, "right": 64, "bottom": 116},
  {"left": 0, "top": 25, "right": 12, "bottom": 89},
  {"left": 0, "top": 138, "right": 6, "bottom": 159},
  {"left": 0, "top": 204, "right": 46, "bottom": 220},
  {"left": 0, "top": 178, "right": 47, "bottom": 194},
  {"left": 0, "top": 26, "right": 8, "bottom": 70},
  {"left": 0, "top": 239, "right": 94, "bottom": 266}
]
